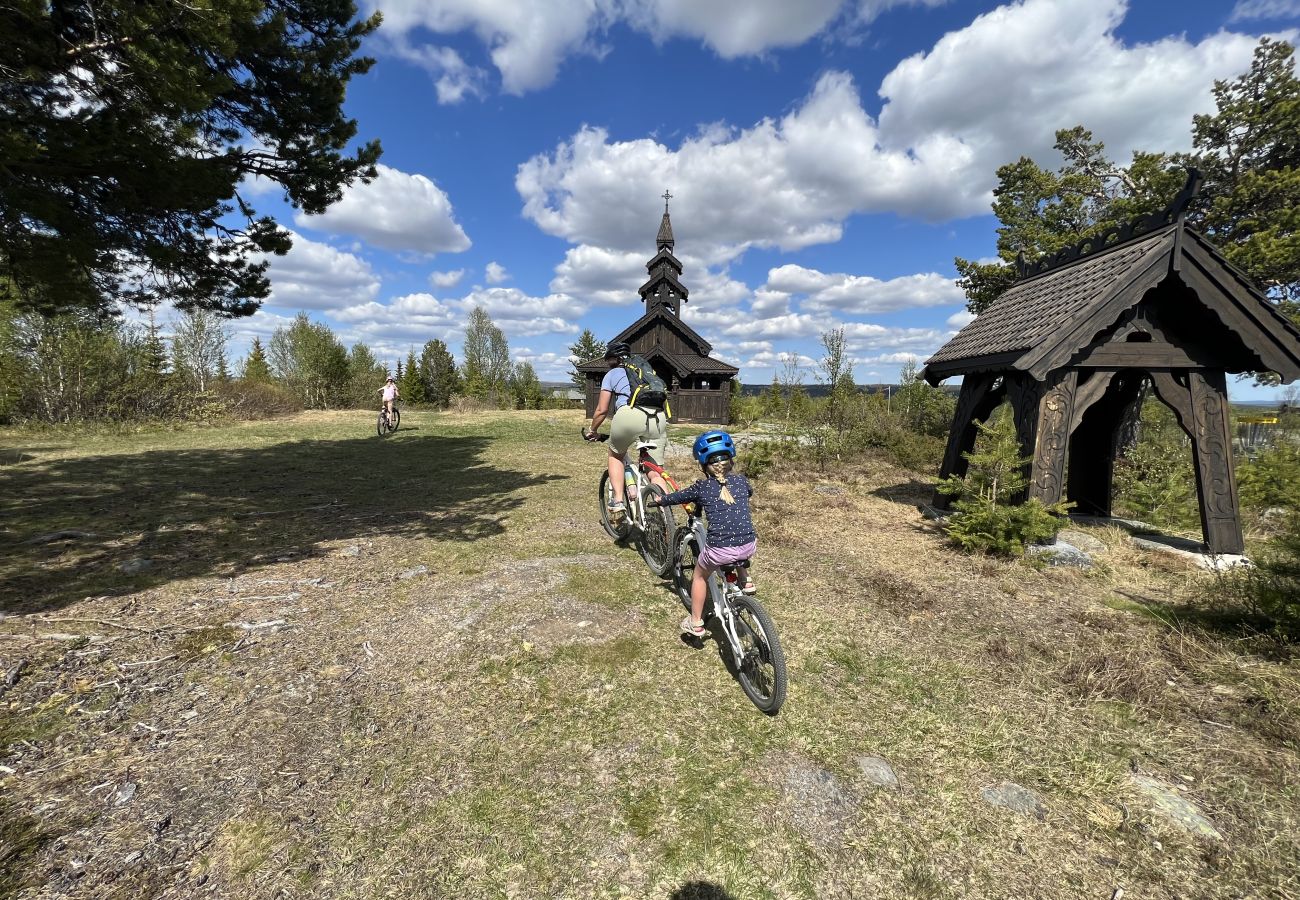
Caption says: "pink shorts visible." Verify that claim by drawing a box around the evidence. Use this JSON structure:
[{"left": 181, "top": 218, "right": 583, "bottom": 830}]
[{"left": 698, "top": 539, "right": 757, "bottom": 574}]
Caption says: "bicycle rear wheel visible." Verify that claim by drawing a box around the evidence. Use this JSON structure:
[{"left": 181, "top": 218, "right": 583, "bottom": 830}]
[
  {"left": 730, "top": 595, "right": 787, "bottom": 715},
  {"left": 638, "top": 485, "right": 676, "bottom": 577},
  {"left": 597, "top": 471, "right": 630, "bottom": 541}
]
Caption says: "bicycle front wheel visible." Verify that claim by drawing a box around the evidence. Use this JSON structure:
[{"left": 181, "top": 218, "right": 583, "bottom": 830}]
[
  {"left": 673, "top": 530, "right": 699, "bottom": 607},
  {"left": 377, "top": 413, "right": 387, "bottom": 437},
  {"left": 390, "top": 408, "right": 401, "bottom": 431},
  {"left": 597, "top": 471, "right": 630, "bottom": 541},
  {"left": 638, "top": 485, "right": 676, "bottom": 577},
  {"left": 730, "top": 595, "right": 787, "bottom": 715}
]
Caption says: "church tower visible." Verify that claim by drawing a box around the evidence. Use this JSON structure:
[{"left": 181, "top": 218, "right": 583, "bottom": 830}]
[{"left": 639, "top": 190, "right": 688, "bottom": 316}]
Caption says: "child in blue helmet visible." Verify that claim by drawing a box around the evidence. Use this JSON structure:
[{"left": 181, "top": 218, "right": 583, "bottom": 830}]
[{"left": 646, "top": 430, "right": 757, "bottom": 637}]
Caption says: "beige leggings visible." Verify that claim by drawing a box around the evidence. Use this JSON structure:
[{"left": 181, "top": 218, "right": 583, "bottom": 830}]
[{"left": 609, "top": 405, "right": 668, "bottom": 465}]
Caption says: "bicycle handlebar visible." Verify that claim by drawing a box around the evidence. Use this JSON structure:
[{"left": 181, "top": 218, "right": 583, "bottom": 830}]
[{"left": 581, "top": 427, "right": 610, "bottom": 443}]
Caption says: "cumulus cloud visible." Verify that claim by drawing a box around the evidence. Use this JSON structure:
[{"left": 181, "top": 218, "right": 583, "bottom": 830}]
[
  {"left": 429, "top": 269, "right": 466, "bottom": 289},
  {"left": 485, "top": 261, "right": 511, "bottom": 284},
  {"left": 457, "top": 287, "right": 583, "bottom": 337},
  {"left": 764, "top": 265, "right": 964, "bottom": 314},
  {"left": 550, "top": 245, "right": 646, "bottom": 305},
  {"left": 262, "top": 232, "right": 380, "bottom": 311},
  {"left": 517, "top": 0, "right": 1268, "bottom": 259},
  {"left": 946, "top": 309, "right": 976, "bottom": 329},
  {"left": 296, "top": 164, "right": 471, "bottom": 255},
  {"left": 384, "top": 39, "right": 490, "bottom": 103}
]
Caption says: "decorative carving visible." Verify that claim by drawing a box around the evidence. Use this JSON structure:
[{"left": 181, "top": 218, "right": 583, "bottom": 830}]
[
  {"left": 1015, "top": 169, "right": 1203, "bottom": 280},
  {"left": 1006, "top": 375, "right": 1044, "bottom": 503},
  {"left": 1029, "top": 371, "right": 1077, "bottom": 504}
]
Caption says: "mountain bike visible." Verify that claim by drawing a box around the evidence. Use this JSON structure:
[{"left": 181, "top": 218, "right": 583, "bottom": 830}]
[
  {"left": 673, "top": 505, "right": 787, "bottom": 715},
  {"left": 377, "top": 404, "right": 400, "bottom": 436},
  {"left": 585, "top": 430, "right": 677, "bottom": 577}
]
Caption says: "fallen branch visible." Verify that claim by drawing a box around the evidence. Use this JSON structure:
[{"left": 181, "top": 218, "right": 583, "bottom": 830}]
[{"left": 36, "top": 616, "right": 163, "bottom": 635}]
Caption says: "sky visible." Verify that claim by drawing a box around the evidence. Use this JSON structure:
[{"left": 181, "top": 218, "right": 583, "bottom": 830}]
[{"left": 227, "top": 0, "right": 1300, "bottom": 398}]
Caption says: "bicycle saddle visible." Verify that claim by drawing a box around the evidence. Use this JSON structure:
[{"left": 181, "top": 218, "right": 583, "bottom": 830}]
[{"left": 634, "top": 440, "right": 657, "bottom": 451}]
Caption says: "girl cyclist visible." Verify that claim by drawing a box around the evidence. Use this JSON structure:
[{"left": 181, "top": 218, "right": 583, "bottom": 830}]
[
  {"left": 647, "top": 430, "right": 757, "bottom": 637},
  {"left": 378, "top": 375, "right": 399, "bottom": 423}
]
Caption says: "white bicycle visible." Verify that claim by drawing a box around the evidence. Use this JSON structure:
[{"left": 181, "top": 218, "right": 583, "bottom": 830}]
[{"left": 585, "top": 430, "right": 677, "bottom": 577}]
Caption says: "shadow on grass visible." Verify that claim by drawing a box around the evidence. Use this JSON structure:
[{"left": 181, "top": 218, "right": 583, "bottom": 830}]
[
  {"left": 670, "top": 882, "right": 737, "bottom": 900},
  {"left": 870, "top": 479, "right": 934, "bottom": 506},
  {"left": 0, "top": 432, "right": 564, "bottom": 613},
  {"left": 1107, "top": 589, "right": 1290, "bottom": 653}
]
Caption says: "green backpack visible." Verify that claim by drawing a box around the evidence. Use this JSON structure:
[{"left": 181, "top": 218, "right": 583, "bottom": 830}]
[{"left": 624, "top": 354, "right": 672, "bottom": 415}]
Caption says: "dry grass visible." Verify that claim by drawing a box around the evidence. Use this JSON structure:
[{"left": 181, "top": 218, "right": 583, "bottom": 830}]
[{"left": 1, "top": 410, "right": 1297, "bottom": 899}]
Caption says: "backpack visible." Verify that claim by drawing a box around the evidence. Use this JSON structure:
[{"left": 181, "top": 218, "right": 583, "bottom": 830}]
[{"left": 623, "top": 354, "right": 671, "bottom": 415}]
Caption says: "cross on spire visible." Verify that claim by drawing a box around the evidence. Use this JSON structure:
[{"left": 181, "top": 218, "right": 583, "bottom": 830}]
[{"left": 661, "top": 189, "right": 672, "bottom": 212}]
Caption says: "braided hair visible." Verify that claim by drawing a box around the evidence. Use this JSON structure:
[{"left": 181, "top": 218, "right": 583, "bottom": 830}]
[{"left": 704, "top": 456, "right": 736, "bottom": 504}]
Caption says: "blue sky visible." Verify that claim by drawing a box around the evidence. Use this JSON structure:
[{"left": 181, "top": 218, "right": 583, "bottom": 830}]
[{"left": 229, "top": 0, "right": 1300, "bottom": 398}]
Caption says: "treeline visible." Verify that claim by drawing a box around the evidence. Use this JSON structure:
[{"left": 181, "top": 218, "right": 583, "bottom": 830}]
[{"left": 0, "top": 302, "right": 551, "bottom": 425}]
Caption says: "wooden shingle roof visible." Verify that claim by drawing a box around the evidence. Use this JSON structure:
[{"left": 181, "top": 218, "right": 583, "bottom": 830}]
[{"left": 923, "top": 222, "right": 1300, "bottom": 385}]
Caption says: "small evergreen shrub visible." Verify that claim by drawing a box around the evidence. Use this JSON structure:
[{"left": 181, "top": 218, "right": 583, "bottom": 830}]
[
  {"left": 1212, "top": 512, "right": 1300, "bottom": 640},
  {"left": 936, "top": 411, "right": 1071, "bottom": 556}
]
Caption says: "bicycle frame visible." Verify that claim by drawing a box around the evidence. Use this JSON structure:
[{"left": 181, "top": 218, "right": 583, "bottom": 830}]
[{"left": 678, "top": 514, "right": 749, "bottom": 668}]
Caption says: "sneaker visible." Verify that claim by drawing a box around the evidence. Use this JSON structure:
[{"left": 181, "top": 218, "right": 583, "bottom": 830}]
[
  {"left": 742, "top": 577, "right": 757, "bottom": 595},
  {"left": 680, "top": 615, "right": 706, "bottom": 637},
  {"left": 607, "top": 500, "right": 626, "bottom": 521}
]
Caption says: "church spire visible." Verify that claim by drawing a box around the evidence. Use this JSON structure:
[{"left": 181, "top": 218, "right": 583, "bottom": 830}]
[{"left": 656, "top": 189, "right": 674, "bottom": 252}]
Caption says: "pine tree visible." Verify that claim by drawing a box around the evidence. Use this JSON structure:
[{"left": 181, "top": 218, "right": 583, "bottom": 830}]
[
  {"left": 418, "top": 339, "right": 460, "bottom": 408},
  {"left": 2, "top": 0, "right": 381, "bottom": 318},
  {"left": 141, "top": 310, "right": 169, "bottom": 377},
  {"left": 510, "top": 361, "right": 543, "bottom": 409},
  {"left": 242, "top": 337, "right": 273, "bottom": 383},
  {"left": 400, "top": 350, "right": 424, "bottom": 404},
  {"left": 567, "top": 329, "right": 606, "bottom": 390}
]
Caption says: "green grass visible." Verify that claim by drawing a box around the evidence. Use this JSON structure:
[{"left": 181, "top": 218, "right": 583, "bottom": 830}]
[{"left": 1, "top": 409, "right": 1298, "bottom": 899}]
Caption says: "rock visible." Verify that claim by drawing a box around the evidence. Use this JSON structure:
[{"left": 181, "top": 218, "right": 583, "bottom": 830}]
[
  {"left": 1130, "top": 775, "right": 1222, "bottom": 841},
  {"left": 1260, "top": 506, "right": 1289, "bottom": 524},
  {"left": 339, "top": 545, "right": 362, "bottom": 558},
  {"left": 1026, "top": 542, "right": 1093, "bottom": 569},
  {"left": 814, "top": 484, "right": 846, "bottom": 496},
  {"left": 855, "top": 756, "right": 900, "bottom": 790},
  {"left": 1057, "top": 528, "right": 1107, "bottom": 555},
  {"left": 113, "top": 781, "right": 138, "bottom": 806},
  {"left": 780, "top": 762, "right": 857, "bottom": 849},
  {"left": 116, "top": 558, "right": 153, "bottom": 575},
  {"left": 981, "top": 781, "right": 1046, "bottom": 819},
  {"left": 398, "top": 565, "right": 429, "bottom": 580},
  {"left": 918, "top": 503, "right": 950, "bottom": 523},
  {"left": 1129, "top": 535, "right": 1249, "bottom": 571}
]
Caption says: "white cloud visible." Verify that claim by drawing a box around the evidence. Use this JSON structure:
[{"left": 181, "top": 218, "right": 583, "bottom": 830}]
[
  {"left": 765, "top": 265, "right": 964, "bottom": 314},
  {"left": 296, "top": 164, "right": 471, "bottom": 255},
  {"left": 263, "top": 232, "right": 380, "bottom": 311},
  {"left": 331, "top": 292, "right": 463, "bottom": 360},
  {"left": 623, "top": 0, "right": 844, "bottom": 58},
  {"left": 946, "top": 309, "right": 976, "bottom": 329},
  {"left": 485, "top": 261, "right": 511, "bottom": 284},
  {"left": 430, "top": 269, "right": 466, "bottom": 289},
  {"left": 457, "top": 288, "right": 583, "bottom": 337},
  {"left": 1229, "top": 0, "right": 1300, "bottom": 20},
  {"left": 853, "top": 0, "right": 952, "bottom": 25},
  {"left": 550, "top": 245, "right": 646, "bottom": 305},
  {"left": 511, "top": 347, "right": 572, "bottom": 380},
  {"left": 517, "top": 0, "right": 1269, "bottom": 256},
  {"left": 385, "top": 39, "right": 490, "bottom": 103}
]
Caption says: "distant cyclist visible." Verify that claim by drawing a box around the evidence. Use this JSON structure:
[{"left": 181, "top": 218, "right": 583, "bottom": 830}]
[
  {"left": 378, "top": 375, "right": 399, "bottom": 422},
  {"left": 583, "top": 340, "right": 668, "bottom": 520}
]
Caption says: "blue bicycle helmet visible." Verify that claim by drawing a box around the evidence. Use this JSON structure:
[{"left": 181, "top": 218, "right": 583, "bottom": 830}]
[{"left": 693, "top": 430, "right": 735, "bottom": 464}]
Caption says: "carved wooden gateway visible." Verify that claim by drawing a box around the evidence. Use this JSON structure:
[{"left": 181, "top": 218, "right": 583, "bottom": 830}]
[{"left": 922, "top": 172, "right": 1300, "bottom": 554}]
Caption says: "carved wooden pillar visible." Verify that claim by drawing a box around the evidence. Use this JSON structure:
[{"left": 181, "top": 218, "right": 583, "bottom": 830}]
[
  {"left": 1005, "top": 374, "right": 1044, "bottom": 504},
  {"left": 1067, "top": 372, "right": 1143, "bottom": 516},
  {"left": 1026, "top": 370, "right": 1078, "bottom": 505},
  {"left": 1149, "top": 369, "right": 1244, "bottom": 554},
  {"left": 932, "top": 373, "right": 998, "bottom": 508}
]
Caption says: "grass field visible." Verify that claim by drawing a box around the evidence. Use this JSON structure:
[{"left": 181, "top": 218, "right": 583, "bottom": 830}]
[{"left": 1, "top": 409, "right": 1297, "bottom": 899}]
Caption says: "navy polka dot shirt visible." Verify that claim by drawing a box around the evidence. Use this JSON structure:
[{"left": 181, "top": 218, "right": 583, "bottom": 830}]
[{"left": 659, "top": 474, "right": 756, "bottom": 548}]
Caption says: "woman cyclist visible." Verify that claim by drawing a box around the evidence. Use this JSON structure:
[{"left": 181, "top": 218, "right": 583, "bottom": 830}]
[{"left": 583, "top": 341, "right": 668, "bottom": 520}]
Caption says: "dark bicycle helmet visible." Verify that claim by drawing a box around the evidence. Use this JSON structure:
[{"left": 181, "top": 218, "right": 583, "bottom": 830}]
[
  {"left": 693, "top": 430, "right": 735, "bottom": 464},
  {"left": 604, "top": 340, "right": 631, "bottom": 359}
]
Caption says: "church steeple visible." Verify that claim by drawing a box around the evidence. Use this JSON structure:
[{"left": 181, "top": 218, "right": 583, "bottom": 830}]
[
  {"left": 656, "top": 190, "right": 675, "bottom": 253},
  {"left": 641, "top": 189, "right": 688, "bottom": 316}
]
